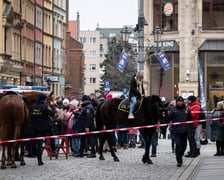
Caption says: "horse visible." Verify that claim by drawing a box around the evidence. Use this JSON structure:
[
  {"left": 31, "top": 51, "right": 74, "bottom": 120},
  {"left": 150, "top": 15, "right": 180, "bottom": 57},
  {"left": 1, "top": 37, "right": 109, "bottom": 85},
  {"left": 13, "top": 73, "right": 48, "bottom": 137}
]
[
  {"left": 0, "top": 91, "right": 29, "bottom": 169},
  {"left": 95, "top": 95, "right": 163, "bottom": 164},
  {"left": 0, "top": 91, "right": 54, "bottom": 168}
]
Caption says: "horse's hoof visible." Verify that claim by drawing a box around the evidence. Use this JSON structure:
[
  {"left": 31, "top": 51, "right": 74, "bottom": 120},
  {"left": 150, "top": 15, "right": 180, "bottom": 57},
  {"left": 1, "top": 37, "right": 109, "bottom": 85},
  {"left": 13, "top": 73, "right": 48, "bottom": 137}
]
[
  {"left": 99, "top": 156, "right": 105, "bottom": 160},
  {"left": 114, "top": 157, "right": 120, "bottom": 162},
  {"left": 1, "top": 166, "right": 6, "bottom": 169},
  {"left": 11, "top": 165, "right": 17, "bottom": 168},
  {"left": 20, "top": 162, "right": 26, "bottom": 166}
]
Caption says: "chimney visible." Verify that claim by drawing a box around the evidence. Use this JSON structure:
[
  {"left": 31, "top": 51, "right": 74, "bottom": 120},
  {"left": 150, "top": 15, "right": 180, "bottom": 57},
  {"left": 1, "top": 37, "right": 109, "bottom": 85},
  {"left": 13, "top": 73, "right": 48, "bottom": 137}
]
[{"left": 76, "top": 12, "right": 80, "bottom": 41}]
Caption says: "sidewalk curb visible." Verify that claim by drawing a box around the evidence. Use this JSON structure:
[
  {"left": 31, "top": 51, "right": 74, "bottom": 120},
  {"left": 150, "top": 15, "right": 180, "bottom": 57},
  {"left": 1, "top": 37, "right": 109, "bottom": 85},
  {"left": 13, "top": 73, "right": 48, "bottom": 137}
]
[{"left": 169, "top": 145, "right": 207, "bottom": 180}]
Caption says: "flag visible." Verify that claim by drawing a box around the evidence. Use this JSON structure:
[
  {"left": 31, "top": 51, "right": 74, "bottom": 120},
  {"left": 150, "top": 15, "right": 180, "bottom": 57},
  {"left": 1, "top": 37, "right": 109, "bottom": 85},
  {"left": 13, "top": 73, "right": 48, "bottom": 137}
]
[
  {"left": 155, "top": 49, "right": 172, "bottom": 71},
  {"left": 116, "top": 50, "right": 130, "bottom": 73}
]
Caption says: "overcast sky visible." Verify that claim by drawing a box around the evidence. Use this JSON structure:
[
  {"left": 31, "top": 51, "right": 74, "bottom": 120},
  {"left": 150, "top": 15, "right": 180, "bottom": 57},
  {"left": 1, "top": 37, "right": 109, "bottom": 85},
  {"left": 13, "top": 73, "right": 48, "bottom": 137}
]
[{"left": 68, "top": 0, "right": 138, "bottom": 30}]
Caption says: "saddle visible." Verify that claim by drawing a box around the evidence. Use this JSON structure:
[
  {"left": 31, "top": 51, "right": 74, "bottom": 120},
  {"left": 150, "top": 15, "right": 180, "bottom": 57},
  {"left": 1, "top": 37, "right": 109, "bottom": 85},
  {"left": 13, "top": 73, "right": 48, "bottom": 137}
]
[{"left": 118, "top": 98, "right": 143, "bottom": 113}]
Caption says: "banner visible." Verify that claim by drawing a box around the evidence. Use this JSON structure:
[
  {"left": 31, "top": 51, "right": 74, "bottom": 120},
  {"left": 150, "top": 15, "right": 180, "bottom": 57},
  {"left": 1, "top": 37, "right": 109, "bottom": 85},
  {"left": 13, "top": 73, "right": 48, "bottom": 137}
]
[
  {"left": 117, "top": 50, "right": 130, "bottom": 73},
  {"left": 155, "top": 49, "right": 172, "bottom": 71},
  {"left": 198, "top": 56, "right": 206, "bottom": 110}
]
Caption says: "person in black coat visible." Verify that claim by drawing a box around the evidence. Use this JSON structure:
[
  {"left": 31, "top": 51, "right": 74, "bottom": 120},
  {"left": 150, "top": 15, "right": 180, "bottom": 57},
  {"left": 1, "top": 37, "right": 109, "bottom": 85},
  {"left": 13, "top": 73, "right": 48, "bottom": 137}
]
[
  {"left": 168, "top": 96, "right": 192, "bottom": 167},
  {"left": 73, "top": 95, "right": 96, "bottom": 158},
  {"left": 128, "top": 72, "right": 145, "bottom": 119},
  {"left": 30, "top": 93, "right": 55, "bottom": 165}
]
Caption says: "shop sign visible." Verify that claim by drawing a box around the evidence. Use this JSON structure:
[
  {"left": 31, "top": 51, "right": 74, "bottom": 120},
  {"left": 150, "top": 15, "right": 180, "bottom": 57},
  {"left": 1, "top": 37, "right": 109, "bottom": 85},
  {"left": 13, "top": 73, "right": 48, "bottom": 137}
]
[{"left": 164, "top": 3, "right": 173, "bottom": 16}]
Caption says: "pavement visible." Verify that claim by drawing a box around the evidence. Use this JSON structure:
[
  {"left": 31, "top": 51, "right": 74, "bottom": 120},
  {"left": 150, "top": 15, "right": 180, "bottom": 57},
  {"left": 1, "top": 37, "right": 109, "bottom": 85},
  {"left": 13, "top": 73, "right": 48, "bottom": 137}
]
[
  {"left": 175, "top": 141, "right": 224, "bottom": 180},
  {"left": 0, "top": 139, "right": 223, "bottom": 180}
]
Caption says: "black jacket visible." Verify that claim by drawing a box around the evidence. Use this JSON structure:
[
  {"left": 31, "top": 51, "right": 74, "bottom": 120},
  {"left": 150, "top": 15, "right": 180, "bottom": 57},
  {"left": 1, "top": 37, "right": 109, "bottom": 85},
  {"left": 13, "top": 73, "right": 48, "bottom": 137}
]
[
  {"left": 29, "top": 101, "right": 55, "bottom": 136},
  {"left": 168, "top": 104, "right": 192, "bottom": 134},
  {"left": 73, "top": 102, "right": 95, "bottom": 133},
  {"left": 129, "top": 75, "right": 145, "bottom": 99}
]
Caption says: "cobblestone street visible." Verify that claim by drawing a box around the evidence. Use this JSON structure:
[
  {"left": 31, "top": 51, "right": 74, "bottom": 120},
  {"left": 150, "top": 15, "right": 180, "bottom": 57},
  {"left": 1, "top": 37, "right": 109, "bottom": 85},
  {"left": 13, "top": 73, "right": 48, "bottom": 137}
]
[{"left": 0, "top": 139, "right": 211, "bottom": 180}]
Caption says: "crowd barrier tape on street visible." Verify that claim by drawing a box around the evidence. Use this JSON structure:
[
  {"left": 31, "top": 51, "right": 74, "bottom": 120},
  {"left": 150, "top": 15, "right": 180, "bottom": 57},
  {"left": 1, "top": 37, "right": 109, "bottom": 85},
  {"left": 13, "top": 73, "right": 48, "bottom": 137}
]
[{"left": 0, "top": 115, "right": 224, "bottom": 144}]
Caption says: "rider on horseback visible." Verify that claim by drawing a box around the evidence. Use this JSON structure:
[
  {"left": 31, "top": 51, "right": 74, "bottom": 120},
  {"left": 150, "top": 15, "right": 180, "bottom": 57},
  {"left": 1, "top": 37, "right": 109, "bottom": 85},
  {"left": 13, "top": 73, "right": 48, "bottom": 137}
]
[{"left": 128, "top": 72, "right": 145, "bottom": 119}]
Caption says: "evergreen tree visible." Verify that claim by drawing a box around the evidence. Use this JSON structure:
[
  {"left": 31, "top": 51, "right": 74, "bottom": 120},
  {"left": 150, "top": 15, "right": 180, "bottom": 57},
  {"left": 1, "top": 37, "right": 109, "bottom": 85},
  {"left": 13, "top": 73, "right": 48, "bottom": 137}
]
[{"left": 100, "top": 37, "right": 137, "bottom": 92}]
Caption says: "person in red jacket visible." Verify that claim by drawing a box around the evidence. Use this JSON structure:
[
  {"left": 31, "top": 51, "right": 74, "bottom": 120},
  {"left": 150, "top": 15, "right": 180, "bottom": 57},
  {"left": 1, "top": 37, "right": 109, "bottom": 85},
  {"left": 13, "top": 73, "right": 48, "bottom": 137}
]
[{"left": 185, "top": 95, "right": 200, "bottom": 158}]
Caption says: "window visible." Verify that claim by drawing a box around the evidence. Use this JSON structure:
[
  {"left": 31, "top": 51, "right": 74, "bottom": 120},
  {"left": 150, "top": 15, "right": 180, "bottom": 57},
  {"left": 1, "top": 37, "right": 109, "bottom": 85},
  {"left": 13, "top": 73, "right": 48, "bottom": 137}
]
[
  {"left": 90, "top": 51, "right": 96, "bottom": 57},
  {"left": 99, "top": 54, "right": 104, "bottom": 58},
  {"left": 90, "top": 64, "right": 96, "bottom": 71},
  {"left": 90, "top": 37, "right": 96, "bottom": 44},
  {"left": 90, "top": 77, "right": 96, "bottom": 84},
  {"left": 99, "top": 44, "right": 104, "bottom": 52},
  {"left": 153, "top": 0, "right": 178, "bottom": 31},
  {"left": 80, "top": 37, "right": 86, "bottom": 43},
  {"left": 203, "top": 0, "right": 224, "bottom": 30}
]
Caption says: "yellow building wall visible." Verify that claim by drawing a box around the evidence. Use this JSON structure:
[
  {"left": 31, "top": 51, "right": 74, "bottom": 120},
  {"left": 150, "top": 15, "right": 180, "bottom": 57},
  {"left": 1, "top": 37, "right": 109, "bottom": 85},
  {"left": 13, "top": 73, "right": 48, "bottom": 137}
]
[{"left": 44, "top": 0, "right": 53, "bottom": 10}]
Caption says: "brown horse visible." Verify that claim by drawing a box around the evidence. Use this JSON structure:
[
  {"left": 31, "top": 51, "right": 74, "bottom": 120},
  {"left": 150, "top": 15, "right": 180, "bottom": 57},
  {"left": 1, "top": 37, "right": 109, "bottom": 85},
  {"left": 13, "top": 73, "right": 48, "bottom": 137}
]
[
  {"left": 0, "top": 92, "right": 29, "bottom": 168},
  {"left": 96, "top": 95, "right": 163, "bottom": 164},
  {"left": 21, "top": 91, "right": 54, "bottom": 111},
  {"left": 0, "top": 91, "right": 54, "bottom": 169}
]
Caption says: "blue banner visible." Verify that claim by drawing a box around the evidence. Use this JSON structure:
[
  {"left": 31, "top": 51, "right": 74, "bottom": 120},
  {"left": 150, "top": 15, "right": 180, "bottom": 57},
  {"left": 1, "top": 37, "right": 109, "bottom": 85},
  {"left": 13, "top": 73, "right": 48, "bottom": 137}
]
[
  {"left": 155, "top": 50, "right": 172, "bottom": 71},
  {"left": 117, "top": 50, "right": 130, "bottom": 73}
]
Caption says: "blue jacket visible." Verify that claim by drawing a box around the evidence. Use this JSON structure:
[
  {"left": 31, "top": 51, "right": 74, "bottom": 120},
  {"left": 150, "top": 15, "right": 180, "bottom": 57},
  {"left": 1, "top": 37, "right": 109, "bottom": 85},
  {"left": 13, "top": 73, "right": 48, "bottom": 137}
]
[{"left": 168, "top": 104, "right": 192, "bottom": 134}]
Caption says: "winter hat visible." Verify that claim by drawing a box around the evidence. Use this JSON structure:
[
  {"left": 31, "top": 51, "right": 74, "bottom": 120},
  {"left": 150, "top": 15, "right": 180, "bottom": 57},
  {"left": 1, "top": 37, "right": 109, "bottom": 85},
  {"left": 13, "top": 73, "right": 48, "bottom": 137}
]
[
  {"left": 176, "top": 96, "right": 184, "bottom": 102},
  {"left": 217, "top": 101, "right": 224, "bottom": 108},
  {"left": 62, "top": 98, "right": 69, "bottom": 104},
  {"left": 187, "top": 95, "right": 196, "bottom": 103},
  {"left": 38, "top": 93, "right": 47, "bottom": 102},
  {"left": 69, "top": 99, "right": 79, "bottom": 107},
  {"left": 81, "top": 95, "right": 90, "bottom": 101},
  {"left": 106, "top": 94, "right": 112, "bottom": 99}
]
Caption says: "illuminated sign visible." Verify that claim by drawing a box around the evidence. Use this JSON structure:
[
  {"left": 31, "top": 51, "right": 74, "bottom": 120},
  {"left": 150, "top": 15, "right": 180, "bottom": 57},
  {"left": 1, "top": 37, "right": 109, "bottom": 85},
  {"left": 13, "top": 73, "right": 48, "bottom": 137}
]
[{"left": 164, "top": 3, "right": 173, "bottom": 16}]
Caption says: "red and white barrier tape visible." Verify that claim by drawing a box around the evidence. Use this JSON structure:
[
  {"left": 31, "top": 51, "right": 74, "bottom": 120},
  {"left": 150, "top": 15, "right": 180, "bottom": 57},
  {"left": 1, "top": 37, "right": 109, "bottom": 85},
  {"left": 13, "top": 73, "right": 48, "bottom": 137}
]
[{"left": 0, "top": 117, "right": 224, "bottom": 144}]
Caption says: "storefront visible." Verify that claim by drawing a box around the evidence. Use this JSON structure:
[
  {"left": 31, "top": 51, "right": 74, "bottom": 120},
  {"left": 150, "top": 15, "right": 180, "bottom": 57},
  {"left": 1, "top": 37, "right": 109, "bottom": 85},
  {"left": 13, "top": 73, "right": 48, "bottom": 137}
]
[
  {"left": 145, "top": 40, "right": 179, "bottom": 101},
  {"left": 199, "top": 39, "right": 224, "bottom": 106}
]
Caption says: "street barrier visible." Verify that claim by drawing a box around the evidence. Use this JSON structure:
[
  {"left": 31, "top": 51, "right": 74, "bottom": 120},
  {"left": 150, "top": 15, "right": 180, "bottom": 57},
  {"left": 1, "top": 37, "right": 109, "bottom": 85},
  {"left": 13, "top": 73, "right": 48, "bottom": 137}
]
[{"left": 0, "top": 114, "right": 223, "bottom": 144}]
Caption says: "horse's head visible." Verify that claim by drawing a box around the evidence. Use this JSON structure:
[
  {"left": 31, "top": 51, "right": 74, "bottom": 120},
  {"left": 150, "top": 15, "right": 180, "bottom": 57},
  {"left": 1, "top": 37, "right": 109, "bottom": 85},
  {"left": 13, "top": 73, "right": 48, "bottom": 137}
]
[
  {"left": 46, "top": 91, "right": 55, "bottom": 106},
  {"left": 158, "top": 101, "right": 169, "bottom": 124},
  {"left": 141, "top": 95, "right": 163, "bottom": 124}
]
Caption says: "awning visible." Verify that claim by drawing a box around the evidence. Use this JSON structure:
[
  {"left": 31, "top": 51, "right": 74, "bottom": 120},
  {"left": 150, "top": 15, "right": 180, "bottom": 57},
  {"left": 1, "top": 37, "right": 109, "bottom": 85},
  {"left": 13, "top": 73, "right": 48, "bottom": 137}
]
[{"left": 199, "top": 39, "right": 224, "bottom": 51}]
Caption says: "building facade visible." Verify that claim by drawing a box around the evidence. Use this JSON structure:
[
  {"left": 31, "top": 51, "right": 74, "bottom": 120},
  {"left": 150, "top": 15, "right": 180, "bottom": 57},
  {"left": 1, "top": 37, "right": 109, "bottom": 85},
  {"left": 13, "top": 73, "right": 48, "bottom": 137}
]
[
  {"left": 0, "top": 0, "right": 68, "bottom": 97},
  {"left": 144, "top": 0, "right": 224, "bottom": 105}
]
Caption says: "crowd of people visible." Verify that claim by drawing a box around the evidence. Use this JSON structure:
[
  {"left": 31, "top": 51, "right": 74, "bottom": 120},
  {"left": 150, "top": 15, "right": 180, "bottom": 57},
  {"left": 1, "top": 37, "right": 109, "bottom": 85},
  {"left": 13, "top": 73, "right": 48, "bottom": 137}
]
[{"left": 24, "top": 72, "right": 224, "bottom": 167}]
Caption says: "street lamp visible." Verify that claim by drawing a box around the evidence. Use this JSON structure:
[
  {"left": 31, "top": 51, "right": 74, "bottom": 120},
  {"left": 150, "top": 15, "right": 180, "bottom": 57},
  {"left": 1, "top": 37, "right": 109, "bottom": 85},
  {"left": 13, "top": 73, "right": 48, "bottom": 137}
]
[
  {"left": 120, "top": 27, "right": 131, "bottom": 49},
  {"left": 153, "top": 26, "right": 163, "bottom": 96},
  {"left": 153, "top": 26, "right": 162, "bottom": 50}
]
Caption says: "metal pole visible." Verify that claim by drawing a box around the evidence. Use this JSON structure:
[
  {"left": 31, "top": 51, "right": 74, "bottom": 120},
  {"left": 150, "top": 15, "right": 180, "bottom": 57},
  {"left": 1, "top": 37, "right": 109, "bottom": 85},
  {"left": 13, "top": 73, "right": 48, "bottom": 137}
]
[{"left": 137, "top": 0, "right": 145, "bottom": 73}]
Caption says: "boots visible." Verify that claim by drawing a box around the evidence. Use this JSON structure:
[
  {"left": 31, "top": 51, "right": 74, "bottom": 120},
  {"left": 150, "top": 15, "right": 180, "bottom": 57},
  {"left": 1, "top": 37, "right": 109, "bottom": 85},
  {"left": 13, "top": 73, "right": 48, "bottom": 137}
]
[
  {"left": 196, "top": 149, "right": 200, "bottom": 155},
  {"left": 37, "top": 156, "right": 44, "bottom": 165},
  {"left": 128, "top": 113, "right": 135, "bottom": 119}
]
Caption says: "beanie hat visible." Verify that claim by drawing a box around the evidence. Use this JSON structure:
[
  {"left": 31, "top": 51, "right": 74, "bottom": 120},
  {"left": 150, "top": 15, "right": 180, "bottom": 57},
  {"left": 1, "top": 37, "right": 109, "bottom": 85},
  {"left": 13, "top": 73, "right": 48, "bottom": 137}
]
[
  {"left": 187, "top": 95, "right": 196, "bottom": 103},
  {"left": 217, "top": 101, "right": 224, "bottom": 107},
  {"left": 62, "top": 98, "right": 69, "bottom": 104},
  {"left": 81, "top": 95, "right": 90, "bottom": 101},
  {"left": 38, "top": 93, "right": 47, "bottom": 102},
  {"left": 106, "top": 94, "right": 112, "bottom": 99},
  {"left": 69, "top": 99, "right": 79, "bottom": 107},
  {"left": 176, "top": 96, "right": 184, "bottom": 102}
]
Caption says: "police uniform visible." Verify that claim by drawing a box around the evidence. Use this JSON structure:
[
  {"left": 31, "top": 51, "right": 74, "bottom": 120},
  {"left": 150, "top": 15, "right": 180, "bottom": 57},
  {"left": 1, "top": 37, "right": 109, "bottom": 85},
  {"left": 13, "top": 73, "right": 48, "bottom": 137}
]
[
  {"left": 74, "top": 95, "right": 96, "bottom": 158},
  {"left": 29, "top": 93, "right": 55, "bottom": 165}
]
